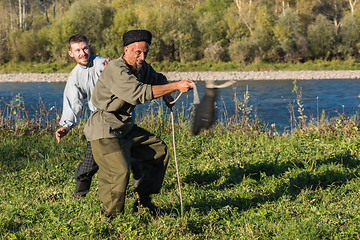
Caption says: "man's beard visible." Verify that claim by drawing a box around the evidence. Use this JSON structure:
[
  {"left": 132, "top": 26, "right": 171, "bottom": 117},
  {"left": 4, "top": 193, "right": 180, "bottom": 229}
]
[
  {"left": 132, "top": 62, "right": 143, "bottom": 72},
  {"left": 78, "top": 55, "right": 90, "bottom": 66}
]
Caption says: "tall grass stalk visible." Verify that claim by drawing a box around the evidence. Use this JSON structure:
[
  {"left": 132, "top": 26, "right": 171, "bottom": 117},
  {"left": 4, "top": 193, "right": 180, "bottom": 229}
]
[
  {"left": 233, "top": 85, "right": 253, "bottom": 127},
  {"left": 292, "top": 80, "right": 307, "bottom": 127}
]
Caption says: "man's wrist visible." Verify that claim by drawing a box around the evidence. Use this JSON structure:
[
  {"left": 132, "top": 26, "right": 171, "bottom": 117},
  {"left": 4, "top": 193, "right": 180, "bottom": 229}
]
[{"left": 62, "top": 124, "right": 72, "bottom": 131}]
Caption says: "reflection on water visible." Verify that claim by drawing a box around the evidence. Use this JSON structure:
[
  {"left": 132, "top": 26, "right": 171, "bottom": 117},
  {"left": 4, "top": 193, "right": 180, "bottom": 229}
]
[
  {"left": 1, "top": 79, "right": 360, "bottom": 131},
  {"left": 0, "top": 81, "right": 66, "bottom": 113}
]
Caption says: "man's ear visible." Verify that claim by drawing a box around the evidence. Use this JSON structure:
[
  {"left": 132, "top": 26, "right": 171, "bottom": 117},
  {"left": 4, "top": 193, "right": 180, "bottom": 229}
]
[{"left": 68, "top": 50, "right": 73, "bottom": 58}]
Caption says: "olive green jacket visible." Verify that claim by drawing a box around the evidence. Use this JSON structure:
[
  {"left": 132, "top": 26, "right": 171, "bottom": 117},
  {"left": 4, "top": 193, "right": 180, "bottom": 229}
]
[{"left": 84, "top": 56, "right": 168, "bottom": 141}]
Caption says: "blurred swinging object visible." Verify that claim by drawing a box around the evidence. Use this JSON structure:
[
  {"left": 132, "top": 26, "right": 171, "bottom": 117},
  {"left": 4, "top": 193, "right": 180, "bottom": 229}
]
[{"left": 191, "top": 80, "right": 235, "bottom": 135}]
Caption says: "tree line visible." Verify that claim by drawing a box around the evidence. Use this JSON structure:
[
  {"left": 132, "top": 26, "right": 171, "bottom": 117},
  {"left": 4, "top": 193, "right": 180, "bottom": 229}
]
[{"left": 1, "top": 0, "right": 360, "bottom": 65}]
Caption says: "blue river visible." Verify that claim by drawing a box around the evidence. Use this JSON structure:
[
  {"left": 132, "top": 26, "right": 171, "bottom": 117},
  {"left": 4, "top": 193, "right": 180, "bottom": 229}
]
[{"left": 0, "top": 79, "right": 359, "bottom": 131}]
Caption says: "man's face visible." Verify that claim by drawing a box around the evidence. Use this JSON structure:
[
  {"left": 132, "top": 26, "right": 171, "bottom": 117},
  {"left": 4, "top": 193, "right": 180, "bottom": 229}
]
[
  {"left": 123, "top": 41, "right": 149, "bottom": 72},
  {"left": 68, "top": 41, "right": 90, "bottom": 66}
]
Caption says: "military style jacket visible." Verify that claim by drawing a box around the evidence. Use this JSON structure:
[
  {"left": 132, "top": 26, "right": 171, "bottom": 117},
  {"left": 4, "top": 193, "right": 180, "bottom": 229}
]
[{"left": 84, "top": 56, "right": 168, "bottom": 141}]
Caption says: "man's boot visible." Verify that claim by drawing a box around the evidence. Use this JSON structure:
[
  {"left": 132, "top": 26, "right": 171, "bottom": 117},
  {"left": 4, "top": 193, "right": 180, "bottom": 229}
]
[
  {"left": 131, "top": 194, "right": 171, "bottom": 216},
  {"left": 73, "top": 180, "right": 91, "bottom": 198}
]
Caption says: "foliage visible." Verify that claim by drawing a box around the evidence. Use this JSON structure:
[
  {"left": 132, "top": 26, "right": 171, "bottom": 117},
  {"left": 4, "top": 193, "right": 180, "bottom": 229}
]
[
  {"left": 2, "top": 0, "right": 360, "bottom": 66},
  {"left": 273, "top": 8, "right": 305, "bottom": 62},
  {"left": 337, "top": 13, "right": 360, "bottom": 58},
  {"left": 252, "top": 6, "right": 275, "bottom": 56},
  {"left": 203, "top": 41, "right": 225, "bottom": 61},
  {"left": 307, "top": 14, "right": 337, "bottom": 60},
  {"left": 228, "top": 38, "right": 258, "bottom": 64}
]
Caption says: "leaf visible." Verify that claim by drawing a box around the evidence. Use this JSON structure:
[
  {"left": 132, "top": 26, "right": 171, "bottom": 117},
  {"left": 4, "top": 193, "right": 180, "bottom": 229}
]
[{"left": 7, "top": 234, "right": 17, "bottom": 239}]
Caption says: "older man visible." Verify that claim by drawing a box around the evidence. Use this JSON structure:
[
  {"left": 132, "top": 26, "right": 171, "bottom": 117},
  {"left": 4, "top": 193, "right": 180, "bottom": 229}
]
[{"left": 84, "top": 30, "right": 193, "bottom": 218}]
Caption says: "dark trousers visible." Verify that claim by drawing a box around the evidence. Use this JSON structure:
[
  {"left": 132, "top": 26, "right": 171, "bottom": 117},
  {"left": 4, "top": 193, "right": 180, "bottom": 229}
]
[
  {"left": 75, "top": 142, "right": 99, "bottom": 181},
  {"left": 74, "top": 142, "right": 143, "bottom": 197},
  {"left": 73, "top": 142, "right": 99, "bottom": 197},
  {"left": 91, "top": 124, "right": 169, "bottom": 217}
]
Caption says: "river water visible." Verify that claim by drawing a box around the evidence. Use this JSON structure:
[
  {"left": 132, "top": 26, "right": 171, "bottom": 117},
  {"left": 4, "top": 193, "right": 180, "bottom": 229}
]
[{"left": 1, "top": 79, "right": 359, "bottom": 131}]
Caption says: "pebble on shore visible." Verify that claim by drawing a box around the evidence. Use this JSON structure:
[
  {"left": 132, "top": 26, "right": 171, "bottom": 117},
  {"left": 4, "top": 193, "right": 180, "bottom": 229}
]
[{"left": 1, "top": 70, "right": 360, "bottom": 82}]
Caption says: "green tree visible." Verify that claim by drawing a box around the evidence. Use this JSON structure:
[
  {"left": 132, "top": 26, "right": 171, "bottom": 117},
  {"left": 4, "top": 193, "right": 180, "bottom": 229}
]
[
  {"left": 46, "top": 0, "right": 108, "bottom": 61},
  {"left": 337, "top": 13, "right": 360, "bottom": 58},
  {"left": 192, "top": 0, "right": 232, "bottom": 60},
  {"left": 60, "top": 0, "right": 105, "bottom": 53},
  {"left": 3, "top": 0, "right": 360, "bottom": 65},
  {"left": 195, "top": 0, "right": 232, "bottom": 44},
  {"left": 273, "top": 8, "right": 306, "bottom": 62},
  {"left": 147, "top": 5, "right": 180, "bottom": 62},
  {"left": 9, "top": 29, "right": 40, "bottom": 61},
  {"left": 252, "top": 6, "right": 275, "bottom": 60},
  {"left": 224, "top": 3, "right": 251, "bottom": 41},
  {"left": 196, "top": 11, "right": 228, "bottom": 60},
  {"left": 228, "top": 37, "right": 258, "bottom": 64},
  {"left": 173, "top": 10, "right": 200, "bottom": 63},
  {"left": 307, "top": 14, "right": 337, "bottom": 59},
  {"left": 109, "top": 3, "right": 137, "bottom": 58},
  {"left": 46, "top": 21, "right": 69, "bottom": 61},
  {"left": 311, "top": 0, "right": 348, "bottom": 27}
]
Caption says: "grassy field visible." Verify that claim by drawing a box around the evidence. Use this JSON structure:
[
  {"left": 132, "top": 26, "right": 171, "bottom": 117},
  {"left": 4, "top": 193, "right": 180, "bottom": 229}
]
[
  {"left": 2, "top": 58, "right": 360, "bottom": 74},
  {"left": 1, "top": 94, "right": 360, "bottom": 239}
]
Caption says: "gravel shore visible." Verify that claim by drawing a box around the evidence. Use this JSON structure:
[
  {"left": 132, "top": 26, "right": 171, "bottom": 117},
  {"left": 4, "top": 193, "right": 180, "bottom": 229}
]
[{"left": 1, "top": 70, "right": 360, "bottom": 82}]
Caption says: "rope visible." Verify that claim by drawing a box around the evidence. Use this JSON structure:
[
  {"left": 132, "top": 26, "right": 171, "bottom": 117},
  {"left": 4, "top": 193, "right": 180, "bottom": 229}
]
[
  {"left": 168, "top": 80, "right": 234, "bottom": 216},
  {"left": 168, "top": 81, "right": 200, "bottom": 217},
  {"left": 170, "top": 109, "right": 183, "bottom": 216}
]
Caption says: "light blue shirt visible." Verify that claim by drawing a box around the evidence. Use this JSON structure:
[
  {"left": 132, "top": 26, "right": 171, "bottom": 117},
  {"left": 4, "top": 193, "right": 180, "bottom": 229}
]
[{"left": 59, "top": 55, "right": 106, "bottom": 129}]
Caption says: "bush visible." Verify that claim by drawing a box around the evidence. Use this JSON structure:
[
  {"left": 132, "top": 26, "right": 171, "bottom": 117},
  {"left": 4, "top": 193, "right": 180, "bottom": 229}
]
[
  {"left": 0, "top": 31, "right": 10, "bottom": 63},
  {"left": 273, "top": 8, "right": 302, "bottom": 62},
  {"left": 59, "top": 0, "right": 105, "bottom": 55},
  {"left": 9, "top": 30, "right": 42, "bottom": 61},
  {"left": 337, "top": 13, "right": 360, "bottom": 58},
  {"left": 252, "top": 6, "right": 275, "bottom": 54},
  {"left": 228, "top": 38, "right": 258, "bottom": 64},
  {"left": 204, "top": 41, "right": 225, "bottom": 61},
  {"left": 307, "top": 14, "right": 337, "bottom": 59}
]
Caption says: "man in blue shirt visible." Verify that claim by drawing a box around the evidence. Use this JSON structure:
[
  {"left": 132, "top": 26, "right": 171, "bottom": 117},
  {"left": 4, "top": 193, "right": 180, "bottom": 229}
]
[{"left": 55, "top": 34, "right": 107, "bottom": 198}]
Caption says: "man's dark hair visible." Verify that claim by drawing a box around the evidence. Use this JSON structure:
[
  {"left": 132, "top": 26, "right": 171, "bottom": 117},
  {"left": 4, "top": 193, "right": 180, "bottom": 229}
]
[{"left": 68, "top": 34, "right": 89, "bottom": 50}]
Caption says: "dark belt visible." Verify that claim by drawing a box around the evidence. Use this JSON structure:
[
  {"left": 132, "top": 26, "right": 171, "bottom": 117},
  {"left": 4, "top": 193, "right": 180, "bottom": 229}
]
[{"left": 97, "top": 108, "right": 129, "bottom": 115}]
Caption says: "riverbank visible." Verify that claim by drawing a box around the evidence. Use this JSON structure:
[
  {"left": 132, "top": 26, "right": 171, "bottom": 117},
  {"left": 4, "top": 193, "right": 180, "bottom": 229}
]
[{"left": 1, "top": 70, "right": 360, "bottom": 82}]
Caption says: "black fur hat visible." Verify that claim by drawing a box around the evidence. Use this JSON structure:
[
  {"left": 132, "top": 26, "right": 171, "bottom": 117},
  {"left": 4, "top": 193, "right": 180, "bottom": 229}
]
[{"left": 123, "top": 30, "right": 152, "bottom": 47}]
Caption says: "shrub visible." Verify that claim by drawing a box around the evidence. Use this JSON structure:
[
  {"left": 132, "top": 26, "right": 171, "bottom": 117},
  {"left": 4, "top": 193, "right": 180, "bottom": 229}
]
[
  {"left": 0, "top": 31, "right": 9, "bottom": 63},
  {"left": 228, "top": 38, "right": 258, "bottom": 64},
  {"left": 337, "top": 13, "right": 360, "bottom": 58},
  {"left": 273, "top": 8, "right": 302, "bottom": 62},
  {"left": 307, "top": 14, "right": 337, "bottom": 59},
  {"left": 9, "top": 30, "right": 41, "bottom": 61},
  {"left": 204, "top": 41, "right": 225, "bottom": 61}
]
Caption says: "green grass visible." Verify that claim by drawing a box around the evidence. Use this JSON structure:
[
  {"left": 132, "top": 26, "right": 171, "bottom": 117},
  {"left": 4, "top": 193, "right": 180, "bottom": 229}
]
[
  {"left": 1, "top": 83, "right": 360, "bottom": 239},
  {"left": 2, "top": 58, "right": 360, "bottom": 74},
  {"left": 1, "top": 107, "right": 360, "bottom": 239}
]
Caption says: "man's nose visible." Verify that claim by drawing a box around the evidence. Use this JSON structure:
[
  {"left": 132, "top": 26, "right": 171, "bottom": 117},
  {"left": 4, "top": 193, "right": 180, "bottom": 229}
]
[{"left": 139, "top": 52, "right": 145, "bottom": 60}]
